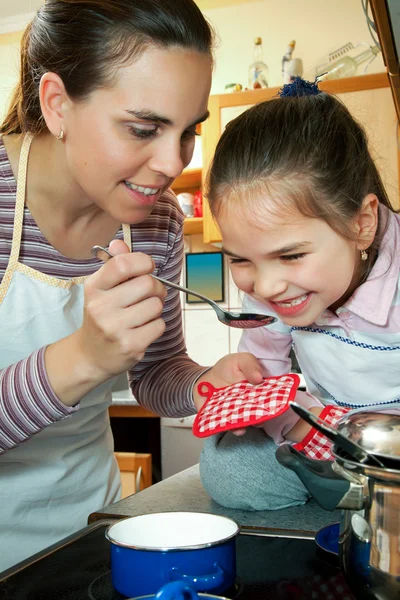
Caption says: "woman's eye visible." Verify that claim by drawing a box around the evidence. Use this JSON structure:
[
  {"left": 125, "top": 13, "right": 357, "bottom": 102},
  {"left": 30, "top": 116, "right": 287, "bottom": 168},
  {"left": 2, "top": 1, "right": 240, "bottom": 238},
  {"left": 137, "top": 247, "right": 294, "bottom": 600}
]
[
  {"left": 281, "top": 253, "right": 306, "bottom": 262},
  {"left": 181, "top": 128, "right": 199, "bottom": 142},
  {"left": 128, "top": 125, "right": 158, "bottom": 139}
]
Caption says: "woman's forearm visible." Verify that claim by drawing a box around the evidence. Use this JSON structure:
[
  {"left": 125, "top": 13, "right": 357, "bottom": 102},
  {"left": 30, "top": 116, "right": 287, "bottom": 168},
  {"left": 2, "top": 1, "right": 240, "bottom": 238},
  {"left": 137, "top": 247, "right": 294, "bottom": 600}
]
[
  {"left": 0, "top": 347, "right": 80, "bottom": 453},
  {"left": 44, "top": 330, "right": 110, "bottom": 407}
]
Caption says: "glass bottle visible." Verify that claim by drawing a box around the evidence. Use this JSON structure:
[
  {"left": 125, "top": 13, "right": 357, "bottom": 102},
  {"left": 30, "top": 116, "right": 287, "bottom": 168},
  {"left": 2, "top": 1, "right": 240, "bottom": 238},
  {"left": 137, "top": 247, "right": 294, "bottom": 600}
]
[
  {"left": 316, "top": 45, "right": 380, "bottom": 81},
  {"left": 248, "top": 37, "right": 269, "bottom": 89}
]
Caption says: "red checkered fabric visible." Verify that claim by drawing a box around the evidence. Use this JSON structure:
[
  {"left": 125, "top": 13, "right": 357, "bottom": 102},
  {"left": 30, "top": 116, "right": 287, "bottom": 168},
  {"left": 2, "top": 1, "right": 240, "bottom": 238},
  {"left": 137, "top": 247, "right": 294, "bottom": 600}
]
[
  {"left": 192, "top": 374, "right": 300, "bottom": 438},
  {"left": 293, "top": 405, "right": 350, "bottom": 460}
]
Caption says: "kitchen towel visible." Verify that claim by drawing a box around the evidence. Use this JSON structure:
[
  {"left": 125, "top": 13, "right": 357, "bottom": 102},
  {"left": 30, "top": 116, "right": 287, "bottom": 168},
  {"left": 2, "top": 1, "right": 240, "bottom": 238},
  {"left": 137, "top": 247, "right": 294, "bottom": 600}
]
[{"left": 193, "top": 374, "right": 300, "bottom": 438}]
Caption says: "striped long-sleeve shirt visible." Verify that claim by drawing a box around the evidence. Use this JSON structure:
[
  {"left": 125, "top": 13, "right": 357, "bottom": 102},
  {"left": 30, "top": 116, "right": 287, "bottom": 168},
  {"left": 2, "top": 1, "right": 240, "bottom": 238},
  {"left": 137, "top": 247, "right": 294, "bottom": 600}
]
[{"left": 0, "top": 137, "right": 205, "bottom": 453}]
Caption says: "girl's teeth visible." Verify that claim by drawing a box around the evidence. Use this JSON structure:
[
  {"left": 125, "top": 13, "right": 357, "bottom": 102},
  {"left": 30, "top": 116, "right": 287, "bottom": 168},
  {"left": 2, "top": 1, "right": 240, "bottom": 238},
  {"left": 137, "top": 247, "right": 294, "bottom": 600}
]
[
  {"left": 276, "top": 294, "right": 308, "bottom": 307},
  {"left": 125, "top": 182, "right": 158, "bottom": 196}
]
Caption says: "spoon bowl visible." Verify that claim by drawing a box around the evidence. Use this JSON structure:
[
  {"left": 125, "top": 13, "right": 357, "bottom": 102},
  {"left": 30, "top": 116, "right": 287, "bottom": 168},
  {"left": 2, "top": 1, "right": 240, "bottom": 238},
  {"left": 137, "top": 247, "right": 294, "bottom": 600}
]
[{"left": 91, "top": 245, "right": 276, "bottom": 329}]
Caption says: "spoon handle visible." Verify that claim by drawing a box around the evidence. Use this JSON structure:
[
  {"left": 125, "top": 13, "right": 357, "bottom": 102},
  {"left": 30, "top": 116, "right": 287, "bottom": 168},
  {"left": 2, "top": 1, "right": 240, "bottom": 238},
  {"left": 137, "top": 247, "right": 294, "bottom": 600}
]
[{"left": 91, "top": 246, "right": 218, "bottom": 307}]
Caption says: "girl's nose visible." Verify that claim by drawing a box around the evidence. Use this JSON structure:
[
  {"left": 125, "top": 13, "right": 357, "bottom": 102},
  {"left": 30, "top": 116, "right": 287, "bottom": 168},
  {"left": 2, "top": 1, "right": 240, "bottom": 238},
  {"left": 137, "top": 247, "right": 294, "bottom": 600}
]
[{"left": 254, "top": 273, "right": 288, "bottom": 300}]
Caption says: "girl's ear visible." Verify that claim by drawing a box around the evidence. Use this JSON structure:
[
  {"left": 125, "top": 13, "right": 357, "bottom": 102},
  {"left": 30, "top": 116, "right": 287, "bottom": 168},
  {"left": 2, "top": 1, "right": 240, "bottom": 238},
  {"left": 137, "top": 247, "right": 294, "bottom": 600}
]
[
  {"left": 39, "top": 72, "right": 69, "bottom": 137},
  {"left": 355, "top": 193, "right": 379, "bottom": 250}
]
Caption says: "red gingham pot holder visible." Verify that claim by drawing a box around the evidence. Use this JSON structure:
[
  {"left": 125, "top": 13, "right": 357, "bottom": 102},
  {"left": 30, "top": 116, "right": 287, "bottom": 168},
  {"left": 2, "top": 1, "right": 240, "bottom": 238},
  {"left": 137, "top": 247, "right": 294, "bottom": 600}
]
[
  {"left": 192, "top": 374, "right": 300, "bottom": 438},
  {"left": 293, "top": 405, "right": 350, "bottom": 461}
]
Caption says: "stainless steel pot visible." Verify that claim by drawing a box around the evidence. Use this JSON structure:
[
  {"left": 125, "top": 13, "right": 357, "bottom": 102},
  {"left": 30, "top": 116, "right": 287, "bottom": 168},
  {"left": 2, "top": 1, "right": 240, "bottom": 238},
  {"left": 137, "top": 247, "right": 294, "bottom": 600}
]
[{"left": 276, "top": 411, "right": 400, "bottom": 600}]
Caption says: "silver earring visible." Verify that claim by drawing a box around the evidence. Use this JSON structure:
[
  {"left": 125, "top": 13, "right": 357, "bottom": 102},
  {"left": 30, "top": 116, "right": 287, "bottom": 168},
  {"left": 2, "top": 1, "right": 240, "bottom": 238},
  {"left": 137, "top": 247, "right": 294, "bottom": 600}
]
[
  {"left": 56, "top": 128, "right": 64, "bottom": 140},
  {"left": 361, "top": 250, "right": 368, "bottom": 261}
]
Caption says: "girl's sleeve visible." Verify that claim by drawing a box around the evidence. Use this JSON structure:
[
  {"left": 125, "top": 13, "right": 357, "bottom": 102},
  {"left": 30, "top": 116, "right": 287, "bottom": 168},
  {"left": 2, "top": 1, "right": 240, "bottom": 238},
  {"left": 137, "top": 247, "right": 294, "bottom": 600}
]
[
  {"left": 0, "top": 347, "right": 79, "bottom": 453},
  {"left": 238, "top": 295, "right": 323, "bottom": 444},
  {"left": 128, "top": 206, "right": 207, "bottom": 417}
]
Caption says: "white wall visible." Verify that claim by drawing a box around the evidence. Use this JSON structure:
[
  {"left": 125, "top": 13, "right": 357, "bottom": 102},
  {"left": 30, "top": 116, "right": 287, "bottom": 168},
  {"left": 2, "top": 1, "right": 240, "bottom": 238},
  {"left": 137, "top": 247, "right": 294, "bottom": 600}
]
[
  {"left": 0, "top": 33, "right": 21, "bottom": 123},
  {"left": 0, "top": 0, "right": 386, "bottom": 116},
  {"left": 202, "top": 0, "right": 385, "bottom": 94}
]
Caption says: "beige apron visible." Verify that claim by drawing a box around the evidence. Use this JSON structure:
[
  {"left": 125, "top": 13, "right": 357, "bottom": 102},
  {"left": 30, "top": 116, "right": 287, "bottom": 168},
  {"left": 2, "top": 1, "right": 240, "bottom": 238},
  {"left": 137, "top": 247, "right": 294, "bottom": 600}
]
[{"left": 0, "top": 133, "right": 132, "bottom": 572}]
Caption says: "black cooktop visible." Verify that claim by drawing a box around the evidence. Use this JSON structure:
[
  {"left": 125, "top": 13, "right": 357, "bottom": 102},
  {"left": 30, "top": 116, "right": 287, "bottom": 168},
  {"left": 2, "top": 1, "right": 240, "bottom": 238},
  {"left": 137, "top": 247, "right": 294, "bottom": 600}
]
[{"left": 0, "top": 520, "right": 356, "bottom": 600}]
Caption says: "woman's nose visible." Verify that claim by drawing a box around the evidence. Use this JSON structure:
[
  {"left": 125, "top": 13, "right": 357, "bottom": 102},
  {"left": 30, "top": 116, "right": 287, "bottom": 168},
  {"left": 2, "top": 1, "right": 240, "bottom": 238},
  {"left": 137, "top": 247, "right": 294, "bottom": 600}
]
[{"left": 148, "top": 141, "right": 185, "bottom": 179}]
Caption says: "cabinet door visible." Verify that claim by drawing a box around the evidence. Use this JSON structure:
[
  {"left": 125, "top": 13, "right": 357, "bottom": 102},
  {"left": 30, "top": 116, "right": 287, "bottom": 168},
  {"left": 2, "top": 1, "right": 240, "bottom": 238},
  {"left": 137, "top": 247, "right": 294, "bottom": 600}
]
[
  {"left": 202, "top": 102, "right": 253, "bottom": 243},
  {"left": 337, "top": 87, "right": 399, "bottom": 209},
  {"left": 201, "top": 77, "right": 399, "bottom": 244}
]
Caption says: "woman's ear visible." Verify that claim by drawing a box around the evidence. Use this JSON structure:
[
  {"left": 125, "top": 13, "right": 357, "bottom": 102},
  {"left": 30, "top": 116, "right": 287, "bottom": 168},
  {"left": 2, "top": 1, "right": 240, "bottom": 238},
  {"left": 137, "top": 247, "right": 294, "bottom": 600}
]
[
  {"left": 355, "top": 193, "right": 379, "bottom": 250},
  {"left": 39, "top": 72, "right": 69, "bottom": 137}
]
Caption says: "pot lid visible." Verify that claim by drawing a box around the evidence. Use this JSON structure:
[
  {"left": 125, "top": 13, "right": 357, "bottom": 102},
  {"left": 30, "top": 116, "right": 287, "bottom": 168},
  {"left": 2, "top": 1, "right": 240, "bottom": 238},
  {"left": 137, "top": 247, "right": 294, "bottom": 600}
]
[{"left": 336, "top": 412, "right": 400, "bottom": 462}]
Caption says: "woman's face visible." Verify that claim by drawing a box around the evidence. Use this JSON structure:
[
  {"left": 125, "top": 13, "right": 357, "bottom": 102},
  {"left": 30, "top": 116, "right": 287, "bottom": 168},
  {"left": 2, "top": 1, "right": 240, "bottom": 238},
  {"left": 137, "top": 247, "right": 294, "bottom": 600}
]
[{"left": 62, "top": 46, "right": 212, "bottom": 223}]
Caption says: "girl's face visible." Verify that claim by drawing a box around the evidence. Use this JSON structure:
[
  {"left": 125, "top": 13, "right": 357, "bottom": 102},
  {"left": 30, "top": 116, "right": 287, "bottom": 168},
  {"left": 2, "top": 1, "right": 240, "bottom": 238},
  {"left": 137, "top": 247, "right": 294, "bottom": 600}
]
[
  {"left": 62, "top": 46, "right": 212, "bottom": 223},
  {"left": 218, "top": 202, "right": 363, "bottom": 326}
]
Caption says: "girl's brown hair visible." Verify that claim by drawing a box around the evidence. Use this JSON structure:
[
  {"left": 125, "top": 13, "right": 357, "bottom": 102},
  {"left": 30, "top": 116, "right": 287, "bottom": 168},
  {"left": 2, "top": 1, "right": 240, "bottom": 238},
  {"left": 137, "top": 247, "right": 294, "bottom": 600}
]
[
  {"left": 207, "top": 93, "right": 394, "bottom": 277},
  {"left": 1, "top": 0, "right": 214, "bottom": 136}
]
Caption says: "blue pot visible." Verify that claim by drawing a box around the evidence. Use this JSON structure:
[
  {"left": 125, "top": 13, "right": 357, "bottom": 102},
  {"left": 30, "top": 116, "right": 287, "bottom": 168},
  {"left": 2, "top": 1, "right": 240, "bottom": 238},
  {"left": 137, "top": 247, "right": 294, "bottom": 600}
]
[{"left": 105, "top": 512, "right": 239, "bottom": 598}]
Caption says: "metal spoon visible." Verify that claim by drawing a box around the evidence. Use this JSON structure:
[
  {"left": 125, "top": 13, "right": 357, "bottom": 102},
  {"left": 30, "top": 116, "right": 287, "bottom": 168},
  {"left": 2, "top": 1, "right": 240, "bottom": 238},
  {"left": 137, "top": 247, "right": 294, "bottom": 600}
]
[{"left": 91, "top": 245, "right": 276, "bottom": 329}]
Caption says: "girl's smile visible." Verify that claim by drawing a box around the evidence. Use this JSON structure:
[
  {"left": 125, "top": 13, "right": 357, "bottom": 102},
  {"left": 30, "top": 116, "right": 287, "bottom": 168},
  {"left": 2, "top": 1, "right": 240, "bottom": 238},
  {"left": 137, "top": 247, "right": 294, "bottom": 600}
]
[{"left": 269, "top": 292, "right": 312, "bottom": 316}]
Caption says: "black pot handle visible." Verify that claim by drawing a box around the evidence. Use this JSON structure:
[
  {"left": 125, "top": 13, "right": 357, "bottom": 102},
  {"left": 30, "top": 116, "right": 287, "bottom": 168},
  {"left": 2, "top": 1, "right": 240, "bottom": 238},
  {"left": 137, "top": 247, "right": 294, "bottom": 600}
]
[{"left": 276, "top": 444, "right": 350, "bottom": 511}]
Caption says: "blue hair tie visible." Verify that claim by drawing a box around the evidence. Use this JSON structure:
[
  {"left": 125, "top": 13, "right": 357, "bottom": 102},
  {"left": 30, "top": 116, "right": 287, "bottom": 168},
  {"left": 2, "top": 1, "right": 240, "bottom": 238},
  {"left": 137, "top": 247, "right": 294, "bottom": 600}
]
[{"left": 279, "top": 76, "right": 321, "bottom": 97}]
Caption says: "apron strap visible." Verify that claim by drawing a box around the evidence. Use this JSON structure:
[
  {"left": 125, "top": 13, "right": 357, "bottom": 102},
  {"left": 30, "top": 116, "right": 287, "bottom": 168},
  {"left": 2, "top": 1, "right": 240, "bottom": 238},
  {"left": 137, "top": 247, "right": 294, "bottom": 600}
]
[
  {"left": 8, "top": 133, "right": 33, "bottom": 269},
  {"left": 122, "top": 222, "right": 132, "bottom": 250},
  {"left": 0, "top": 133, "right": 33, "bottom": 303}
]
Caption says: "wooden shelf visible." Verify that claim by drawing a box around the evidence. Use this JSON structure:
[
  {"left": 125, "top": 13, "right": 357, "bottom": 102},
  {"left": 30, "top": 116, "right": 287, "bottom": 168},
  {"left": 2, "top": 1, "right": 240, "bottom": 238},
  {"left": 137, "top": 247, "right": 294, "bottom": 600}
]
[
  {"left": 171, "top": 168, "right": 202, "bottom": 193},
  {"left": 183, "top": 217, "right": 203, "bottom": 235}
]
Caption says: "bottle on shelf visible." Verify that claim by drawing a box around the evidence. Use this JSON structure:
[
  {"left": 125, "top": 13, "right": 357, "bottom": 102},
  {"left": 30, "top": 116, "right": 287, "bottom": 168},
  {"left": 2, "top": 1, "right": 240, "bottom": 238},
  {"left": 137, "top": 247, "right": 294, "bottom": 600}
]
[
  {"left": 316, "top": 45, "right": 380, "bottom": 81},
  {"left": 248, "top": 37, "right": 269, "bottom": 89}
]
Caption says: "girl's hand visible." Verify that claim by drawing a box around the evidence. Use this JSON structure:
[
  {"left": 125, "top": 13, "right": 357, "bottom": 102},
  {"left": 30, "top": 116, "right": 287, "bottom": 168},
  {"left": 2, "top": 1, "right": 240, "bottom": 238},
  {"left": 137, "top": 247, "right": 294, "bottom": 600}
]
[
  {"left": 76, "top": 239, "right": 167, "bottom": 381},
  {"left": 193, "top": 352, "right": 264, "bottom": 435}
]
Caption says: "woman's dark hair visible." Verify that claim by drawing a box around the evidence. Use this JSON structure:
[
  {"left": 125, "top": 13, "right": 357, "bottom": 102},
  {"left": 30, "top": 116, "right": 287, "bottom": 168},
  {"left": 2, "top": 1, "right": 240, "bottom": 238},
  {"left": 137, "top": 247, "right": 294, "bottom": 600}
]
[
  {"left": 207, "top": 93, "right": 394, "bottom": 277},
  {"left": 1, "top": 0, "right": 214, "bottom": 135}
]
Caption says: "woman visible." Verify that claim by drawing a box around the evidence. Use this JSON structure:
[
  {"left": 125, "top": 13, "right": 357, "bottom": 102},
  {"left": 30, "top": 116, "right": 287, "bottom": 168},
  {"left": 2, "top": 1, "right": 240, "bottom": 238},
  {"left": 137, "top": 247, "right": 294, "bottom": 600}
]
[{"left": 0, "top": 0, "right": 262, "bottom": 571}]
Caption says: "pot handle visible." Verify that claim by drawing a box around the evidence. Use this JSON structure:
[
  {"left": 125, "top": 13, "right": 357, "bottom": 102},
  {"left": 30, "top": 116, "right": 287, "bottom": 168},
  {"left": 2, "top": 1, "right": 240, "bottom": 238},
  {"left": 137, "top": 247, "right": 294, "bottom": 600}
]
[
  {"left": 155, "top": 581, "right": 200, "bottom": 599},
  {"left": 276, "top": 443, "right": 350, "bottom": 511},
  {"left": 169, "top": 562, "right": 224, "bottom": 591}
]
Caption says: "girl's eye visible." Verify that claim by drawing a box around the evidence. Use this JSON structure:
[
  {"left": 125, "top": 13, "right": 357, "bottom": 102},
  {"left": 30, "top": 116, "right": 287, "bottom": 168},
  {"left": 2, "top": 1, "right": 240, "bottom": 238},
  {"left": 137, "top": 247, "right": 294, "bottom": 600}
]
[
  {"left": 229, "top": 257, "right": 249, "bottom": 265},
  {"left": 181, "top": 127, "right": 199, "bottom": 142},
  {"left": 128, "top": 125, "right": 158, "bottom": 139},
  {"left": 281, "top": 253, "right": 306, "bottom": 261}
]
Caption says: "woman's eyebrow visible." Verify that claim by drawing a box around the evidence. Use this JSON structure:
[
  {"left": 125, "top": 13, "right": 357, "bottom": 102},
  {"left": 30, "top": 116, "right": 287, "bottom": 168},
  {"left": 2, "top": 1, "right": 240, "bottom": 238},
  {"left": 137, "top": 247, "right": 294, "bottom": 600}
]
[{"left": 125, "top": 109, "right": 210, "bottom": 128}]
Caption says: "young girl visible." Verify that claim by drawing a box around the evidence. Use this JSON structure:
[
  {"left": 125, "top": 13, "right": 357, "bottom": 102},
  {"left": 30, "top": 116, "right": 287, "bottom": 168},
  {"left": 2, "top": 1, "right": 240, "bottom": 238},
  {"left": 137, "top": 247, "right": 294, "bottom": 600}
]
[
  {"left": 199, "top": 78, "right": 400, "bottom": 511},
  {"left": 0, "top": 0, "right": 263, "bottom": 572}
]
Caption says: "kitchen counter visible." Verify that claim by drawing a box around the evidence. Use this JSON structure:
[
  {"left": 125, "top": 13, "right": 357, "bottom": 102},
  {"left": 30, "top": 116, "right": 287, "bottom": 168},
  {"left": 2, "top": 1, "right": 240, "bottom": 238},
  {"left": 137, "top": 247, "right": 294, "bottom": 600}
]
[{"left": 89, "top": 464, "right": 340, "bottom": 536}]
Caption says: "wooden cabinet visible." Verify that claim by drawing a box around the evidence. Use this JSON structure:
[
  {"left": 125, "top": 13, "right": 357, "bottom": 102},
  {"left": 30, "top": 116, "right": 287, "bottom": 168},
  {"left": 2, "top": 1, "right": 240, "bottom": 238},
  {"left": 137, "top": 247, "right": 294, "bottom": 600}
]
[
  {"left": 171, "top": 123, "right": 203, "bottom": 236},
  {"left": 200, "top": 73, "right": 400, "bottom": 244},
  {"left": 114, "top": 451, "right": 152, "bottom": 499}
]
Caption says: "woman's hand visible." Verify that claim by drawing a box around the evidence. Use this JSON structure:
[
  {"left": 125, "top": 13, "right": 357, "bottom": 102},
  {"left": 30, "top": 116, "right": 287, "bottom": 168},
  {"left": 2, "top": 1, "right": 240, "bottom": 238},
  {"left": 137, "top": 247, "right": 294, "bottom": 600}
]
[
  {"left": 76, "top": 239, "right": 167, "bottom": 380},
  {"left": 193, "top": 352, "right": 264, "bottom": 435},
  {"left": 45, "top": 240, "right": 167, "bottom": 406}
]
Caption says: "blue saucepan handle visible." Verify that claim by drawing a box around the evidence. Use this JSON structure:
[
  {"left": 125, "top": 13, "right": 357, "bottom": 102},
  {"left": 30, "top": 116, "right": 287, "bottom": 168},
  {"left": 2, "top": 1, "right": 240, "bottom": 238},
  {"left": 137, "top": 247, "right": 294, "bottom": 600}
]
[
  {"left": 169, "top": 562, "right": 225, "bottom": 591},
  {"left": 155, "top": 581, "right": 199, "bottom": 599}
]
